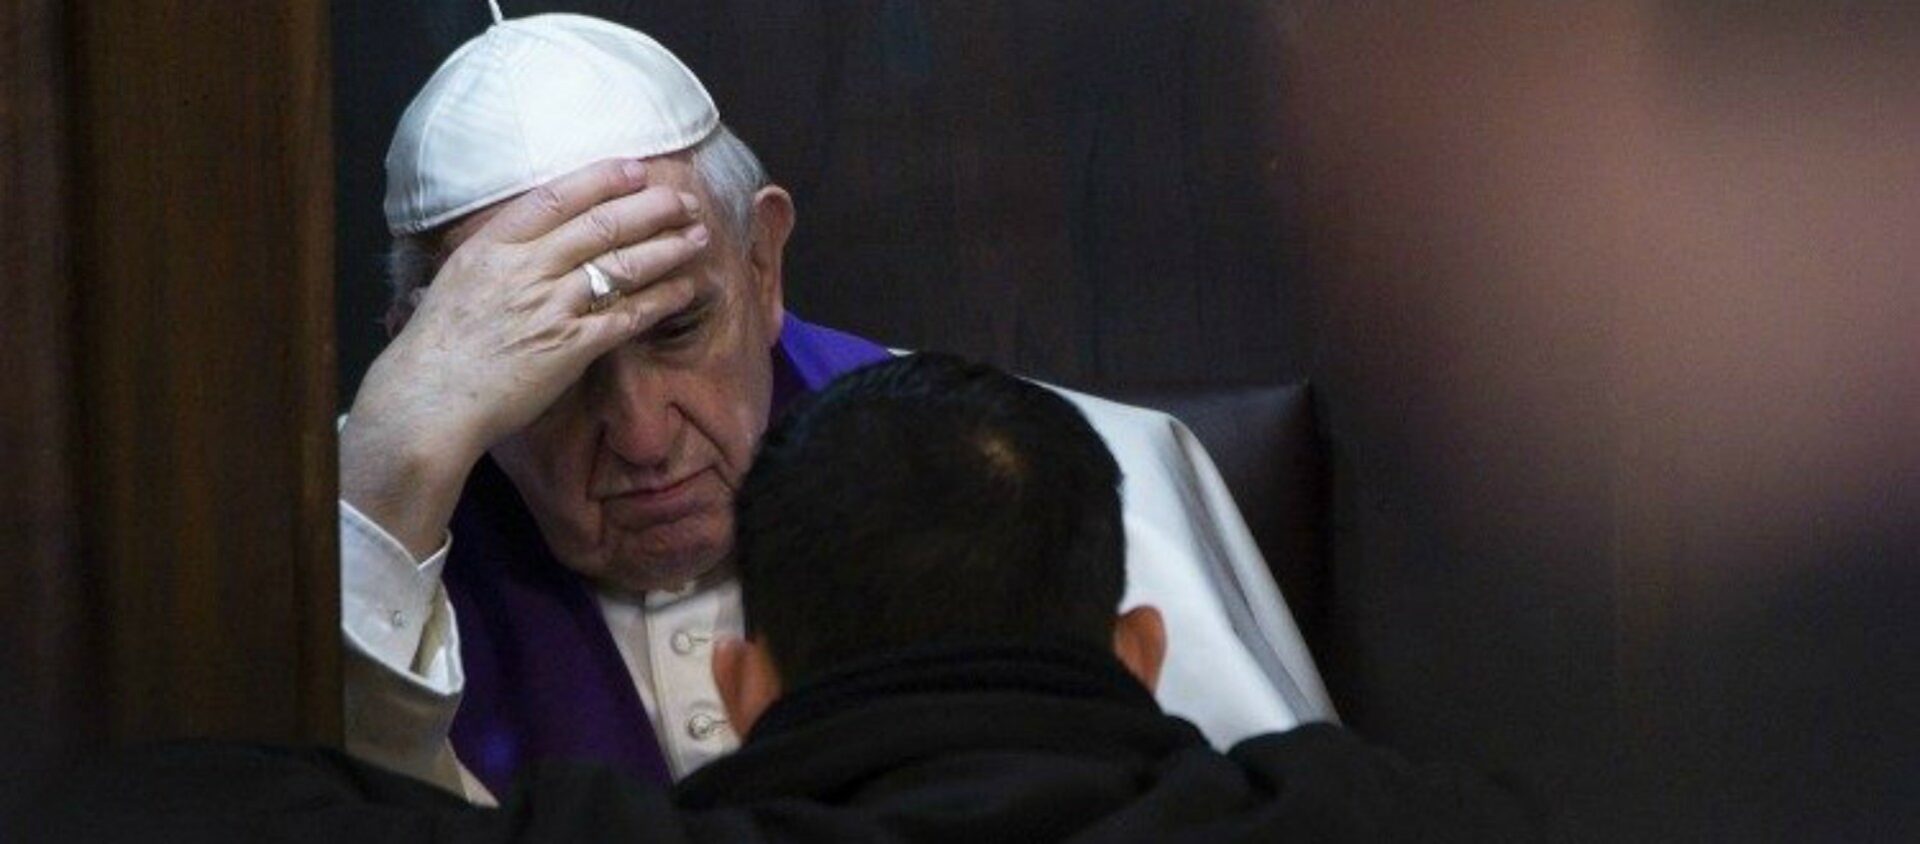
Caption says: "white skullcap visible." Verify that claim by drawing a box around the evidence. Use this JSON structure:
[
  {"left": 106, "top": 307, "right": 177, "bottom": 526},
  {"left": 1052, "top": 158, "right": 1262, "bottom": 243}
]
[{"left": 383, "top": 12, "right": 720, "bottom": 235}]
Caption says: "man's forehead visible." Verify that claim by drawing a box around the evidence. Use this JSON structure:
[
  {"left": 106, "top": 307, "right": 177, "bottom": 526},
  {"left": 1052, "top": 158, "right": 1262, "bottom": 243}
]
[{"left": 637, "top": 155, "right": 702, "bottom": 193}]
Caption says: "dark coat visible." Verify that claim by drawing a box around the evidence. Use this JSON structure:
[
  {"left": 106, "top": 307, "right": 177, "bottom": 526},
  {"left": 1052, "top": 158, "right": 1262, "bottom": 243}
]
[{"left": 18, "top": 645, "right": 1541, "bottom": 843}]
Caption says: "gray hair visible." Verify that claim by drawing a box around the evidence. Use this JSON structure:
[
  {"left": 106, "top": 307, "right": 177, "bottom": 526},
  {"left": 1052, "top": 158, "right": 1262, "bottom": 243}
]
[{"left": 385, "top": 123, "right": 769, "bottom": 325}]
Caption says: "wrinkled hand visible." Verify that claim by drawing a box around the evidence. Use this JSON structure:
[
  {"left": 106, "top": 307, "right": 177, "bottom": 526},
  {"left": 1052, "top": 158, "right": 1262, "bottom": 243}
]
[{"left": 342, "top": 158, "right": 709, "bottom": 558}]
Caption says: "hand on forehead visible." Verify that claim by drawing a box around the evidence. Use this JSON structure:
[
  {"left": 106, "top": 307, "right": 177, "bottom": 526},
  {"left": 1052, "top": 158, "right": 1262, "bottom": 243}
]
[{"left": 477, "top": 158, "right": 712, "bottom": 287}]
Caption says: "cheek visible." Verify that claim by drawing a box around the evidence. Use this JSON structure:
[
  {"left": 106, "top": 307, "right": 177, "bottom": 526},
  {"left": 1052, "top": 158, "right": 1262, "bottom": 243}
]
[
  {"left": 680, "top": 333, "right": 774, "bottom": 481},
  {"left": 494, "top": 402, "right": 601, "bottom": 514},
  {"left": 727, "top": 327, "right": 777, "bottom": 468},
  {"left": 724, "top": 390, "right": 770, "bottom": 477},
  {"left": 700, "top": 374, "right": 770, "bottom": 481}
]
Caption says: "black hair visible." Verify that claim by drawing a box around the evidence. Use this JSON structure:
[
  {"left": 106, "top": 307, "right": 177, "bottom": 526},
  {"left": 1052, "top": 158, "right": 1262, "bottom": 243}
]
[{"left": 733, "top": 352, "right": 1126, "bottom": 686}]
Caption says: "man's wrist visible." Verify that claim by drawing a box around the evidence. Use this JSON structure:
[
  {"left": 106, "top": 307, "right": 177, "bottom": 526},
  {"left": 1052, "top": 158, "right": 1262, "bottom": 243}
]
[
  {"left": 340, "top": 385, "right": 484, "bottom": 561},
  {"left": 350, "top": 348, "right": 494, "bottom": 463}
]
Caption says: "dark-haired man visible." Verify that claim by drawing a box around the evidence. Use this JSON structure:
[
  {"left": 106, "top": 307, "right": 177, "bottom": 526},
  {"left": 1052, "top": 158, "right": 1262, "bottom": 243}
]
[
  {"left": 33, "top": 354, "right": 1538, "bottom": 843},
  {"left": 681, "top": 353, "right": 1540, "bottom": 841}
]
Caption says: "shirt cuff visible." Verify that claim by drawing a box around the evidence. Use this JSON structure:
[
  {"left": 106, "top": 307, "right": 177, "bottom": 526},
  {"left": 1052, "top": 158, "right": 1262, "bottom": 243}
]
[{"left": 340, "top": 498, "right": 452, "bottom": 679}]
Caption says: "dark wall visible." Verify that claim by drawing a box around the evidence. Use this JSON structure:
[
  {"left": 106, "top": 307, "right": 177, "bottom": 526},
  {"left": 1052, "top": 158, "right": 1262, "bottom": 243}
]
[
  {"left": 1289, "top": 4, "right": 1920, "bottom": 841},
  {"left": 333, "top": 1, "right": 1309, "bottom": 402}
]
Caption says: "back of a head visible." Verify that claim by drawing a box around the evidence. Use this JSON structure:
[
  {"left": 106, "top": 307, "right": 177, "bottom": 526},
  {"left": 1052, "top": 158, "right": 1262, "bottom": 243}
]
[{"left": 734, "top": 353, "right": 1126, "bottom": 687}]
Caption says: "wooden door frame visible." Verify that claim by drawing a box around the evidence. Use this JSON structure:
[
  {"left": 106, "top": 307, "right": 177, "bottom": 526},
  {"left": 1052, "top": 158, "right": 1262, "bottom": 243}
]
[{"left": 2, "top": 0, "right": 340, "bottom": 751}]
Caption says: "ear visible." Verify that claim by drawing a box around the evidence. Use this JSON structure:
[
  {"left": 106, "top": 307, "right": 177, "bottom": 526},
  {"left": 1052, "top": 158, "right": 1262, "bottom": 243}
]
[
  {"left": 382, "top": 283, "right": 432, "bottom": 339},
  {"left": 712, "top": 636, "right": 784, "bottom": 736},
  {"left": 745, "top": 185, "right": 793, "bottom": 346},
  {"left": 383, "top": 295, "right": 416, "bottom": 339},
  {"left": 385, "top": 222, "right": 468, "bottom": 338},
  {"left": 1112, "top": 606, "right": 1168, "bottom": 693}
]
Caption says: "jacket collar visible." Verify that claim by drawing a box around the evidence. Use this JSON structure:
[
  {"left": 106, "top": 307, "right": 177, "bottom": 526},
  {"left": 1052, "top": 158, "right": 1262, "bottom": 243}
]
[{"left": 675, "top": 642, "right": 1202, "bottom": 807}]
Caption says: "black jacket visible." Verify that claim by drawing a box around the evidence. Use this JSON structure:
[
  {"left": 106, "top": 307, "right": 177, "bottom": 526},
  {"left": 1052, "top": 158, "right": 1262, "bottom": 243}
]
[{"left": 20, "top": 644, "right": 1541, "bottom": 843}]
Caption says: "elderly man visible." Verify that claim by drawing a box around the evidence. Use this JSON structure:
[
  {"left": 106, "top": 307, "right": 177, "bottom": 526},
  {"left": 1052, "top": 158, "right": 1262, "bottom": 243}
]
[{"left": 341, "top": 11, "right": 1331, "bottom": 802}]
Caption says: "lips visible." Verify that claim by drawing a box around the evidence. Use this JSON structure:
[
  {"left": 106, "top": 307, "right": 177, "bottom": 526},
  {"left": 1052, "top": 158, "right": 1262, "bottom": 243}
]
[{"left": 602, "top": 471, "right": 715, "bottom": 525}]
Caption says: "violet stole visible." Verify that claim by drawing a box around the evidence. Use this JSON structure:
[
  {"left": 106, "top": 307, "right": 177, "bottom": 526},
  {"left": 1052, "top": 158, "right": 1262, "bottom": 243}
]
[{"left": 443, "top": 315, "right": 892, "bottom": 795}]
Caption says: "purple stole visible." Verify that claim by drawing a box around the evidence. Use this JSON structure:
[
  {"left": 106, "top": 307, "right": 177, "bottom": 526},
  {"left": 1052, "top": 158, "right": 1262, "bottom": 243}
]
[{"left": 444, "top": 315, "right": 891, "bottom": 796}]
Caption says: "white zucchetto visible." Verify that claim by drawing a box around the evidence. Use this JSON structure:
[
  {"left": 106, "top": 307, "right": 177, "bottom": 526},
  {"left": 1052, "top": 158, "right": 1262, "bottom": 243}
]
[{"left": 383, "top": 13, "right": 720, "bottom": 235}]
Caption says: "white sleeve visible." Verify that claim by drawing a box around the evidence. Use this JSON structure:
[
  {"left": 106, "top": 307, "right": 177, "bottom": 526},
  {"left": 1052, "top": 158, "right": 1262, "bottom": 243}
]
[
  {"left": 1050, "top": 388, "right": 1339, "bottom": 748},
  {"left": 339, "top": 499, "right": 494, "bottom": 805}
]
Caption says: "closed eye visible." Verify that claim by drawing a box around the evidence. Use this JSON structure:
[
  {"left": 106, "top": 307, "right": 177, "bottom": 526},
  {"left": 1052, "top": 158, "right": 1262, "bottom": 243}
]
[{"left": 643, "top": 300, "right": 709, "bottom": 348}]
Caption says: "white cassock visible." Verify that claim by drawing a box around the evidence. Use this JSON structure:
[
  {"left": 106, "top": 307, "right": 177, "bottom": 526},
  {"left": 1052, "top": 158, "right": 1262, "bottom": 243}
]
[{"left": 339, "top": 382, "right": 1338, "bottom": 805}]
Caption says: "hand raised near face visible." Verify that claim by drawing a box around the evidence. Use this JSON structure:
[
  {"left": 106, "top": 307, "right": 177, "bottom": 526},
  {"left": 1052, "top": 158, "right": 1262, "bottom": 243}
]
[{"left": 342, "top": 158, "right": 709, "bottom": 558}]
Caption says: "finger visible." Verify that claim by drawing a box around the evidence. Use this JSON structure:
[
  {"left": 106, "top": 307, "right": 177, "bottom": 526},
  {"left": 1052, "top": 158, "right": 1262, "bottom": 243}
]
[
  {"left": 590, "top": 222, "right": 711, "bottom": 297},
  {"left": 480, "top": 158, "right": 650, "bottom": 244},
  {"left": 532, "top": 186, "right": 704, "bottom": 277},
  {"left": 555, "top": 218, "right": 707, "bottom": 314},
  {"left": 577, "top": 276, "right": 700, "bottom": 352}
]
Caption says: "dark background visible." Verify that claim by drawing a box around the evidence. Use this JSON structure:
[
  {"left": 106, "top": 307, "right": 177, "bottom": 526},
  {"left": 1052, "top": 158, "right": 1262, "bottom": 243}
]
[{"left": 332, "top": 2, "right": 1920, "bottom": 842}]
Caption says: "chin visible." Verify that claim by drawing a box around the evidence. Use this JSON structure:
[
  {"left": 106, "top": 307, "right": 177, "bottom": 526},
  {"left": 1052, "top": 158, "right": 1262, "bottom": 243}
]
[{"left": 596, "top": 512, "right": 732, "bottom": 593}]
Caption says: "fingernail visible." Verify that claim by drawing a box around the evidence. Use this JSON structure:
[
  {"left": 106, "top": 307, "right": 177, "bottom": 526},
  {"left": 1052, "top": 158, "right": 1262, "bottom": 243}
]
[
  {"left": 624, "top": 160, "right": 647, "bottom": 183},
  {"left": 680, "top": 192, "right": 702, "bottom": 215},
  {"left": 688, "top": 223, "right": 710, "bottom": 245}
]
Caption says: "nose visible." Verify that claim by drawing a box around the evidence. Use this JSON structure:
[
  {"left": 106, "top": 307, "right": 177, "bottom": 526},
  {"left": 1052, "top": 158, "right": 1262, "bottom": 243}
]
[{"left": 590, "top": 351, "right": 680, "bottom": 472}]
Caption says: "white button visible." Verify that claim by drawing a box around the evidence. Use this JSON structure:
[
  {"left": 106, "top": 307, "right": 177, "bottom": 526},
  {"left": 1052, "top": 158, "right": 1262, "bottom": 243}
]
[
  {"left": 670, "top": 630, "right": 706, "bottom": 655},
  {"left": 686, "top": 712, "right": 726, "bottom": 740},
  {"left": 388, "top": 610, "right": 407, "bottom": 629}
]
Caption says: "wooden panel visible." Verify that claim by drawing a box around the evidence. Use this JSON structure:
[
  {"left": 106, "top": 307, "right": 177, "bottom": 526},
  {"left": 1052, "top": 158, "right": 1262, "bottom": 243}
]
[
  {"left": 0, "top": 0, "right": 93, "bottom": 758},
  {"left": 58, "top": 0, "right": 341, "bottom": 745}
]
